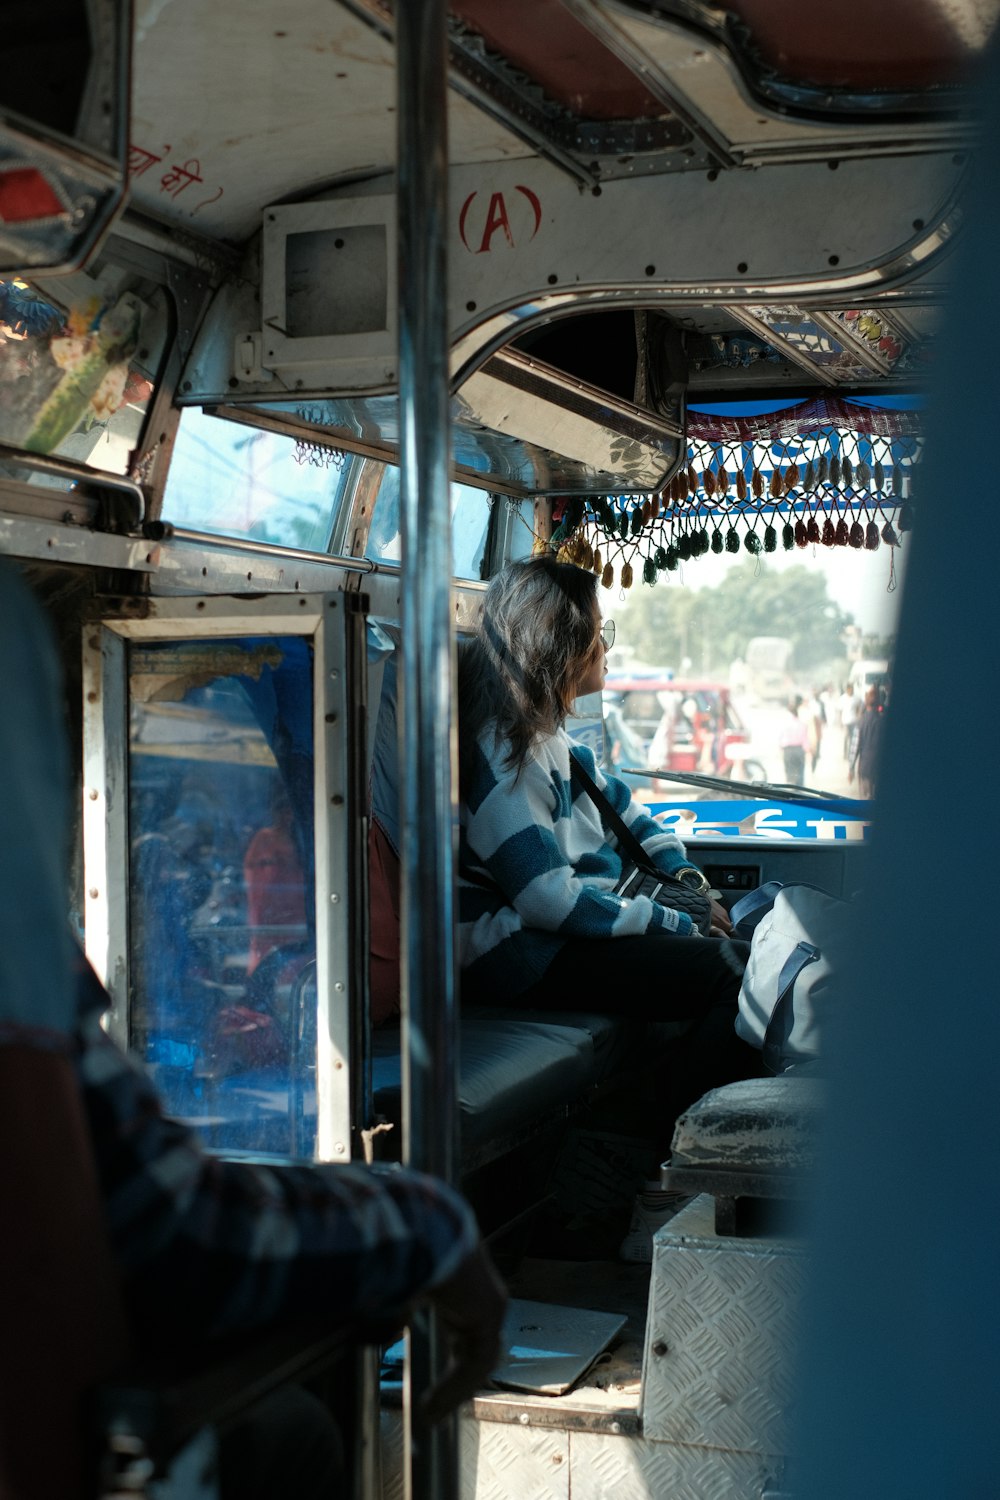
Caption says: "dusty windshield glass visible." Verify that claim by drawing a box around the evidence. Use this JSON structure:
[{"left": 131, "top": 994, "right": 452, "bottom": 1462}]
[{"left": 593, "top": 397, "right": 913, "bottom": 841}]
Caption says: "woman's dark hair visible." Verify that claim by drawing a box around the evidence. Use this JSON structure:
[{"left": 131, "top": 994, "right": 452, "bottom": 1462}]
[{"left": 458, "top": 555, "right": 600, "bottom": 790}]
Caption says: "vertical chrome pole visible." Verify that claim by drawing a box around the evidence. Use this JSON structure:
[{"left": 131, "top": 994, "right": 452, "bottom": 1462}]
[{"left": 396, "top": 2, "right": 459, "bottom": 1499}]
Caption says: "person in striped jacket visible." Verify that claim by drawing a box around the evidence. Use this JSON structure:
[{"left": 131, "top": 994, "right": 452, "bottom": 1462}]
[{"left": 457, "top": 556, "right": 761, "bottom": 1206}]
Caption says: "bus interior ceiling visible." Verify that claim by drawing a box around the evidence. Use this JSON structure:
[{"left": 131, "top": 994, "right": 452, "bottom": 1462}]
[{"left": 1, "top": 2, "right": 996, "bottom": 1496}]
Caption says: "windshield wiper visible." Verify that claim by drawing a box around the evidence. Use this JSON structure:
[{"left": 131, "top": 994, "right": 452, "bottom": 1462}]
[{"left": 619, "top": 766, "right": 870, "bottom": 814}]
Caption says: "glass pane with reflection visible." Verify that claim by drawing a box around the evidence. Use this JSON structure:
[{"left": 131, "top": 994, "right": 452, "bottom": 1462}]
[{"left": 128, "top": 635, "right": 317, "bottom": 1157}]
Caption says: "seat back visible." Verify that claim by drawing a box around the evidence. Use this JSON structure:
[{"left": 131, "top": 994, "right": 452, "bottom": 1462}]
[{"left": 0, "top": 1046, "right": 130, "bottom": 1500}]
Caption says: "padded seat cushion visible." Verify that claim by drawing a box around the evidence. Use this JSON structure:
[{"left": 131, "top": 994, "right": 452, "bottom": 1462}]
[
  {"left": 373, "top": 1009, "right": 606, "bottom": 1165},
  {"left": 670, "top": 1076, "right": 824, "bottom": 1176}
]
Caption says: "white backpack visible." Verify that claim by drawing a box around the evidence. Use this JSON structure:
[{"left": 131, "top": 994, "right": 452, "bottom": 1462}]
[{"left": 730, "top": 881, "right": 848, "bottom": 1073}]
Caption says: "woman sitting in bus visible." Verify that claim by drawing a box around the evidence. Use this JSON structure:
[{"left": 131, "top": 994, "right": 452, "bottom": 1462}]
[{"left": 457, "top": 555, "right": 761, "bottom": 1128}]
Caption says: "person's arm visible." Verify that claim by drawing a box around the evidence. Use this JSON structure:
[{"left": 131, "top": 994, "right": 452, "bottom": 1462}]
[
  {"left": 581, "top": 751, "right": 696, "bottom": 877},
  {"left": 464, "top": 746, "right": 697, "bottom": 938},
  {"left": 75, "top": 979, "right": 499, "bottom": 1353}
]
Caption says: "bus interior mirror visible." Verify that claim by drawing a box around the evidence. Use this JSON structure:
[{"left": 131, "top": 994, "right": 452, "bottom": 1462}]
[{"left": 0, "top": 0, "right": 130, "bottom": 275}]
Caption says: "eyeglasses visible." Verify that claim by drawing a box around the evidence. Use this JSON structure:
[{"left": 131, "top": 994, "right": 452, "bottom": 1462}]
[{"left": 600, "top": 619, "right": 615, "bottom": 651}]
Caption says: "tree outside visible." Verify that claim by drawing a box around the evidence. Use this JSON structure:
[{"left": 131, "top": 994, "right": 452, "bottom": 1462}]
[{"left": 609, "top": 558, "right": 857, "bottom": 685}]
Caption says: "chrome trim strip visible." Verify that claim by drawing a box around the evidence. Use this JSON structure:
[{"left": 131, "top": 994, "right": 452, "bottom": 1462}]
[{"left": 0, "top": 444, "right": 145, "bottom": 529}]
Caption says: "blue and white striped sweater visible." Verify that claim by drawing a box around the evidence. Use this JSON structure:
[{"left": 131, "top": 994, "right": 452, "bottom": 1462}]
[{"left": 458, "top": 727, "right": 693, "bottom": 995}]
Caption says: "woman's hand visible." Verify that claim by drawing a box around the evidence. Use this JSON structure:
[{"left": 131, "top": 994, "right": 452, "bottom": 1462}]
[{"left": 708, "top": 898, "right": 732, "bottom": 937}]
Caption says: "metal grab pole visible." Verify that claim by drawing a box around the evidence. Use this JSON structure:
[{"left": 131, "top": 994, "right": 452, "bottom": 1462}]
[{"left": 396, "top": 2, "right": 459, "bottom": 1499}]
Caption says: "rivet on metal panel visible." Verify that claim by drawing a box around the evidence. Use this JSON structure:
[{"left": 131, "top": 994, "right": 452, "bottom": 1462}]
[
  {"left": 87, "top": 691, "right": 98, "bottom": 703},
  {"left": 518, "top": 1413, "right": 529, "bottom": 1425},
  {"left": 330, "top": 893, "right": 340, "bottom": 903},
  {"left": 88, "top": 789, "right": 99, "bottom": 801},
  {"left": 325, "top": 712, "right": 338, "bottom": 723},
  {"left": 652, "top": 1340, "right": 668, "bottom": 1357},
  {"left": 330, "top": 794, "right": 344, "bottom": 806},
  {"left": 610, "top": 1421, "right": 621, "bottom": 1434},
  {"left": 88, "top": 888, "right": 99, "bottom": 899},
  {"left": 334, "top": 982, "right": 345, "bottom": 993},
  {"left": 334, "top": 1143, "right": 346, "bottom": 1155}
]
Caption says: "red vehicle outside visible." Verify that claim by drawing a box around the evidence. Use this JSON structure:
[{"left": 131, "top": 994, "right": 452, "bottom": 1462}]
[{"left": 604, "top": 675, "right": 766, "bottom": 783}]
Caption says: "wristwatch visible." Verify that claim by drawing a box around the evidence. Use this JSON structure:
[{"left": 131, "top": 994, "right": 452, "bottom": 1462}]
[{"left": 676, "top": 866, "right": 711, "bottom": 894}]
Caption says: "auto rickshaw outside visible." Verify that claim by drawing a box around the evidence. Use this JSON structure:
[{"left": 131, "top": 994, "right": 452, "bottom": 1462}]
[{"left": 604, "top": 674, "right": 768, "bottom": 785}]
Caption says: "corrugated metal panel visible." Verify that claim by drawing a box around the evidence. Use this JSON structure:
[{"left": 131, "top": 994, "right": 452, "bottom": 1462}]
[{"left": 640, "top": 1194, "right": 805, "bottom": 1456}]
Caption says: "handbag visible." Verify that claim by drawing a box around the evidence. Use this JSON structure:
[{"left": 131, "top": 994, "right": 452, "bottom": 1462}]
[
  {"left": 730, "top": 880, "right": 847, "bottom": 1072},
  {"left": 569, "top": 753, "right": 713, "bottom": 935}
]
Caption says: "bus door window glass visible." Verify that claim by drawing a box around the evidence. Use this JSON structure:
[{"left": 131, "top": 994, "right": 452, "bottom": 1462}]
[
  {"left": 127, "top": 635, "right": 316, "bottom": 1156},
  {"left": 0, "top": 263, "right": 168, "bottom": 474},
  {"left": 365, "top": 463, "right": 492, "bottom": 578},
  {"left": 161, "top": 407, "right": 354, "bottom": 550}
]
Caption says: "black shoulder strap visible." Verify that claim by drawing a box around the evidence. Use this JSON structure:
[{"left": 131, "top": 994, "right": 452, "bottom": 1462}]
[{"left": 569, "top": 751, "right": 654, "bottom": 873}]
